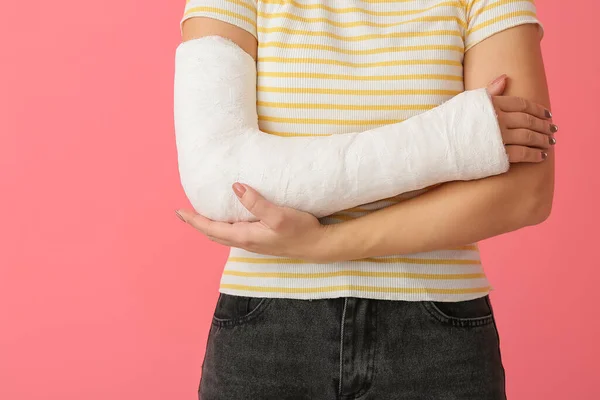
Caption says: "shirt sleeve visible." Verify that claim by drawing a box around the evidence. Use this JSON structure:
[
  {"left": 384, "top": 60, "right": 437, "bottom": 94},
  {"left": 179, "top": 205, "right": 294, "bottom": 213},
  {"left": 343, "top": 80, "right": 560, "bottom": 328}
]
[
  {"left": 180, "top": 0, "right": 257, "bottom": 39},
  {"left": 464, "top": 0, "right": 544, "bottom": 52}
]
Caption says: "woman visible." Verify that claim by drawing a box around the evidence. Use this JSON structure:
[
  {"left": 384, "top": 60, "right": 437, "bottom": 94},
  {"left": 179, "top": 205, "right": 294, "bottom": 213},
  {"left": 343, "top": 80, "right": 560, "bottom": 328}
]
[{"left": 175, "top": 0, "right": 555, "bottom": 398}]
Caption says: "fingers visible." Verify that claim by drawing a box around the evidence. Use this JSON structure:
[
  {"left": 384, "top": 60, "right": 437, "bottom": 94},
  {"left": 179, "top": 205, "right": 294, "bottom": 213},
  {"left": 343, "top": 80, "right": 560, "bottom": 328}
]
[
  {"left": 505, "top": 145, "right": 548, "bottom": 163},
  {"left": 493, "top": 95, "right": 559, "bottom": 162},
  {"left": 206, "top": 235, "right": 236, "bottom": 247},
  {"left": 502, "top": 129, "right": 553, "bottom": 150},
  {"left": 178, "top": 209, "right": 251, "bottom": 245},
  {"left": 504, "top": 112, "right": 558, "bottom": 136},
  {"left": 187, "top": 212, "right": 239, "bottom": 240},
  {"left": 494, "top": 96, "right": 551, "bottom": 120}
]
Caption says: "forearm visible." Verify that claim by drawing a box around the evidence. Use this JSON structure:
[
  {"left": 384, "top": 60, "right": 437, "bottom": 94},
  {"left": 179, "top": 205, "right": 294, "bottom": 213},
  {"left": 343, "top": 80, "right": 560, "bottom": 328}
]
[
  {"left": 174, "top": 35, "right": 509, "bottom": 222},
  {"left": 320, "top": 161, "right": 553, "bottom": 261}
]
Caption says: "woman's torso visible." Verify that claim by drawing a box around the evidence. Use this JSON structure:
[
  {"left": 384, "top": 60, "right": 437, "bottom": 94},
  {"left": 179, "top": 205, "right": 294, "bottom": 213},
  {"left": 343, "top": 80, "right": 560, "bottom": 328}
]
[{"left": 220, "top": 0, "right": 492, "bottom": 301}]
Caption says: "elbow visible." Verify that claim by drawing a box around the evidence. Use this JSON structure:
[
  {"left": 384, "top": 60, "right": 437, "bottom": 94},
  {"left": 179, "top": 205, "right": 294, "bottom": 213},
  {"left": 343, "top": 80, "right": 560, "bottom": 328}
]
[
  {"left": 178, "top": 155, "right": 253, "bottom": 223},
  {"left": 178, "top": 160, "right": 236, "bottom": 222},
  {"left": 524, "top": 180, "right": 555, "bottom": 226},
  {"left": 175, "top": 129, "right": 253, "bottom": 222},
  {"left": 527, "top": 194, "right": 553, "bottom": 225}
]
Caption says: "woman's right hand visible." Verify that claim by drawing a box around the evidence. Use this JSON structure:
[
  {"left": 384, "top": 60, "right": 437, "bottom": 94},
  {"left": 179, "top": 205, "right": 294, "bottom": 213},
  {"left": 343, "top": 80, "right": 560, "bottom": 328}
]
[{"left": 486, "top": 74, "right": 557, "bottom": 163}]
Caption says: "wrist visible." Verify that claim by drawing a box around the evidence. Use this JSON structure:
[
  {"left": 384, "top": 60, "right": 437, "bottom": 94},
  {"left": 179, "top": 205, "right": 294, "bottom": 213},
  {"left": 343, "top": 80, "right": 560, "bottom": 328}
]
[
  {"left": 450, "top": 88, "right": 510, "bottom": 179},
  {"left": 312, "top": 221, "right": 367, "bottom": 263},
  {"left": 310, "top": 223, "right": 337, "bottom": 263}
]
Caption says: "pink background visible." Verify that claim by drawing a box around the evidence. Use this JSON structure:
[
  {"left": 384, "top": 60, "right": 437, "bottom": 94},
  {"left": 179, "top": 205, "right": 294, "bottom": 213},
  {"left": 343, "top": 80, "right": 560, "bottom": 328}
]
[{"left": 1, "top": 1, "right": 598, "bottom": 399}]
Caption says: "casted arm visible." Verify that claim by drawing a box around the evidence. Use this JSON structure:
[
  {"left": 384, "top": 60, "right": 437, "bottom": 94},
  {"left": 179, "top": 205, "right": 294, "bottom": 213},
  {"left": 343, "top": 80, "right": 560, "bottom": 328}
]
[{"left": 175, "top": 20, "right": 508, "bottom": 222}]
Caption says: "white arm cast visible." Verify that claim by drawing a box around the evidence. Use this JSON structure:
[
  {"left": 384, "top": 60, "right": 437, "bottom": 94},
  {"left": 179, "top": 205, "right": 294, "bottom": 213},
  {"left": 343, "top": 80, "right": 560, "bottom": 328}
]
[{"left": 174, "top": 36, "right": 509, "bottom": 222}]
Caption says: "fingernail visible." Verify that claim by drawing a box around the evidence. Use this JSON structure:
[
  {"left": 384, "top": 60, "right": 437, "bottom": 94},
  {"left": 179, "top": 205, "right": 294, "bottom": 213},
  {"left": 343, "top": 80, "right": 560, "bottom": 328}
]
[
  {"left": 549, "top": 136, "right": 556, "bottom": 145},
  {"left": 550, "top": 124, "right": 559, "bottom": 133},
  {"left": 545, "top": 109, "right": 553, "bottom": 118},
  {"left": 232, "top": 182, "right": 246, "bottom": 198},
  {"left": 175, "top": 210, "right": 185, "bottom": 222},
  {"left": 490, "top": 74, "right": 506, "bottom": 85},
  {"left": 541, "top": 151, "right": 548, "bottom": 160}
]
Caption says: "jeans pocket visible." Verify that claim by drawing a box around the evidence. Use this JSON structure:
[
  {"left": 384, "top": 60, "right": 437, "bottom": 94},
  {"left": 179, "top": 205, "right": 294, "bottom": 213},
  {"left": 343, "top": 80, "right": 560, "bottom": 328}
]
[
  {"left": 420, "top": 295, "right": 495, "bottom": 328},
  {"left": 211, "top": 292, "right": 274, "bottom": 328}
]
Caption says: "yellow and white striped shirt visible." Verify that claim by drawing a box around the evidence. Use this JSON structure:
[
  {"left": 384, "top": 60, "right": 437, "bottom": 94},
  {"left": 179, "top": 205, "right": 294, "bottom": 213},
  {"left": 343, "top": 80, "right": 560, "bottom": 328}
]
[{"left": 179, "top": 0, "right": 543, "bottom": 301}]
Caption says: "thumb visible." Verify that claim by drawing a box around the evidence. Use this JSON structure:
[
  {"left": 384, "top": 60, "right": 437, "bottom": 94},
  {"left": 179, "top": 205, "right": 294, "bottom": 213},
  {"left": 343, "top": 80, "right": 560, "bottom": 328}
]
[
  {"left": 232, "top": 182, "right": 284, "bottom": 229},
  {"left": 486, "top": 74, "right": 507, "bottom": 96}
]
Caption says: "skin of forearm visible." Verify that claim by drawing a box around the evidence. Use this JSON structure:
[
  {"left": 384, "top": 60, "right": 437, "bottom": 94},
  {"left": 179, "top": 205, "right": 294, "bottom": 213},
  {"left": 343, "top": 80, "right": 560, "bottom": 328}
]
[
  {"left": 317, "top": 24, "right": 555, "bottom": 263},
  {"left": 320, "top": 165, "right": 552, "bottom": 261}
]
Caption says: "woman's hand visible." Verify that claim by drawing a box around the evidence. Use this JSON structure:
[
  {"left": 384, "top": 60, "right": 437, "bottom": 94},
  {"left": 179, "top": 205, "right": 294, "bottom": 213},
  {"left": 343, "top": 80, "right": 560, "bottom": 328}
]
[
  {"left": 175, "top": 183, "right": 330, "bottom": 262},
  {"left": 487, "top": 74, "right": 558, "bottom": 163}
]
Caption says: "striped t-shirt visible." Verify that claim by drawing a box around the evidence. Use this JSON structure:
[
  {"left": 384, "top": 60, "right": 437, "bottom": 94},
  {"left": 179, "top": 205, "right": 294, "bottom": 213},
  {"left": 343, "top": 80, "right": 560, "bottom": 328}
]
[{"left": 179, "top": 0, "right": 543, "bottom": 301}]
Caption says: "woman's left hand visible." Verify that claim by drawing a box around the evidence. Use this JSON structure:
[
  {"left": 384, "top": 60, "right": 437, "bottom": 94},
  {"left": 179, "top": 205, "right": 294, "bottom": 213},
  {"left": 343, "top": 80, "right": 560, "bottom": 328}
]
[{"left": 175, "top": 182, "right": 330, "bottom": 263}]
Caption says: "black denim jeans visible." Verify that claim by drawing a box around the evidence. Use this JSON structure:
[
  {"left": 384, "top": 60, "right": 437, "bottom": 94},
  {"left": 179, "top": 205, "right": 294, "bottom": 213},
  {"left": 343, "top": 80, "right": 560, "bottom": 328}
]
[{"left": 198, "top": 293, "right": 506, "bottom": 400}]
